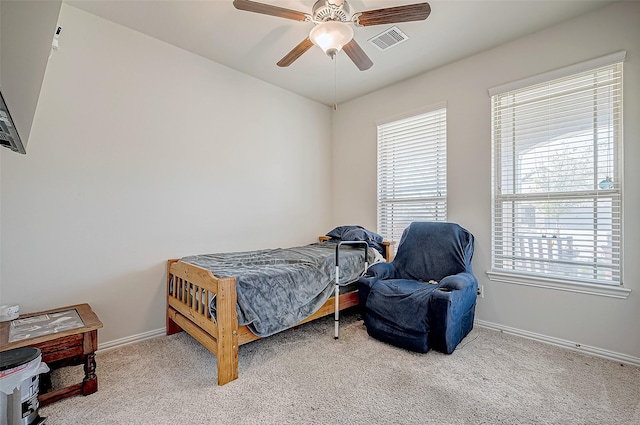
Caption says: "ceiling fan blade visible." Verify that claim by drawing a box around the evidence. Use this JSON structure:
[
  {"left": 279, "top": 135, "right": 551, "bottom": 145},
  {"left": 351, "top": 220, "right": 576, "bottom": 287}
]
[
  {"left": 277, "top": 38, "right": 315, "bottom": 67},
  {"left": 233, "top": 0, "right": 308, "bottom": 21},
  {"left": 343, "top": 39, "right": 373, "bottom": 71},
  {"left": 354, "top": 2, "right": 431, "bottom": 27}
]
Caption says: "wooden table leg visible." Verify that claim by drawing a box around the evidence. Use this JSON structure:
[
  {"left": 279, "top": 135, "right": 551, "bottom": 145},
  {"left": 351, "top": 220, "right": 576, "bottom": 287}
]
[{"left": 82, "top": 353, "right": 98, "bottom": 395}]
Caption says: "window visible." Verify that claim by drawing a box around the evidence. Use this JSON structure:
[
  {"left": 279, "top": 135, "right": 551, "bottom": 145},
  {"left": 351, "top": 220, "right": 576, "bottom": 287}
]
[
  {"left": 490, "top": 53, "right": 624, "bottom": 293},
  {"left": 377, "top": 106, "right": 447, "bottom": 245}
]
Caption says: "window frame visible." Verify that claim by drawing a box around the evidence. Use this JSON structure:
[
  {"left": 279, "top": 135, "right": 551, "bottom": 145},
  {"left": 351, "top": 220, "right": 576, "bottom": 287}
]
[
  {"left": 487, "top": 52, "right": 629, "bottom": 299},
  {"left": 376, "top": 104, "right": 448, "bottom": 245}
]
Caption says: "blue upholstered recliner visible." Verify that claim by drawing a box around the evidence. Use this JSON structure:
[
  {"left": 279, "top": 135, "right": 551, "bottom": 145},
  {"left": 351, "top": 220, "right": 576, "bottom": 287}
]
[{"left": 358, "top": 222, "right": 477, "bottom": 354}]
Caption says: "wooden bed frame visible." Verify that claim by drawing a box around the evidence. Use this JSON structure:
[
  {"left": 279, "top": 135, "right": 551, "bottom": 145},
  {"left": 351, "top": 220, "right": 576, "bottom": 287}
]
[{"left": 166, "top": 237, "right": 391, "bottom": 386}]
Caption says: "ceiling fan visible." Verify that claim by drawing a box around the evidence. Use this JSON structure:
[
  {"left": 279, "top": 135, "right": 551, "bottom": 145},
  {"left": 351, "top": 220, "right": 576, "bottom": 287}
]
[{"left": 233, "top": 0, "right": 431, "bottom": 71}]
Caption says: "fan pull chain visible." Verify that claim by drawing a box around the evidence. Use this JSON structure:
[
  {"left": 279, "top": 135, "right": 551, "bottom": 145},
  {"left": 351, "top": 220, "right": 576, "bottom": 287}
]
[{"left": 333, "top": 54, "right": 338, "bottom": 111}]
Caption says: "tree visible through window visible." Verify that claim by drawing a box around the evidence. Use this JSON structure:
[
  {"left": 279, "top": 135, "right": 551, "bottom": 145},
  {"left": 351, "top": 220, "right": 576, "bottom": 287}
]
[
  {"left": 491, "top": 59, "right": 623, "bottom": 286},
  {"left": 377, "top": 107, "right": 447, "bottom": 245}
]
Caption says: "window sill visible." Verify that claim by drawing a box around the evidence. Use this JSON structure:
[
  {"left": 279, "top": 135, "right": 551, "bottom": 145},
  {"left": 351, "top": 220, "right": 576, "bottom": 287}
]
[{"left": 486, "top": 271, "right": 631, "bottom": 299}]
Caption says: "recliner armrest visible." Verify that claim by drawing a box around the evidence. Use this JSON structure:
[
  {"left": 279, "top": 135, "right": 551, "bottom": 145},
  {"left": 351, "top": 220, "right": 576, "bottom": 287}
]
[
  {"left": 364, "top": 262, "right": 397, "bottom": 280},
  {"left": 439, "top": 272, "right": 478, "bottom": 293},
  {"left": 358, "top": 262, "right": 398, "bottom": 317},
  {"left": 433, "top": 272, "right": 478, "bottom": 318},
  {"left": 428, "top": 272, "right": 478, "bottom": 354}
]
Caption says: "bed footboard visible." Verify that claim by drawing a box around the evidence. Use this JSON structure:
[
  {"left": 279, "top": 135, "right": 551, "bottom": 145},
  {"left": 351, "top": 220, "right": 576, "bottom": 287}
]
[
  {"left": 166, "top": 259, "right": 239, "bottom": 385},
  {"left": 165, "top": 236, "right": 390, "bottom": 386}
]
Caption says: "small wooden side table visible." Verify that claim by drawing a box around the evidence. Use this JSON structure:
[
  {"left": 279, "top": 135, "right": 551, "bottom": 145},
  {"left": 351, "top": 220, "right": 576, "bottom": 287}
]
[{"left": 0, "top": 303, "right": 103, "bottom": 406}]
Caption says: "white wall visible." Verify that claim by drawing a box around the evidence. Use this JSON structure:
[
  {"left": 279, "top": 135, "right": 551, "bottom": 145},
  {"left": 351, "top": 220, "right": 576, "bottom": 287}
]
[
  {"left": 0, "top": 4, "right": 332, "bottom": 343},
  {"left": 1, "top": 0, "right": 61, "bottom": 305},
  {"left": 331, "top": 1, "right": 640, "bottom": 360}
]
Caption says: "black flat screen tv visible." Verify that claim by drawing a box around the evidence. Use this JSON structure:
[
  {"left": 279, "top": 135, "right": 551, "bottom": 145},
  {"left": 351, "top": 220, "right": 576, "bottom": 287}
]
[{"left": 0, "top": 87, "right": 26, "bottom": 154}]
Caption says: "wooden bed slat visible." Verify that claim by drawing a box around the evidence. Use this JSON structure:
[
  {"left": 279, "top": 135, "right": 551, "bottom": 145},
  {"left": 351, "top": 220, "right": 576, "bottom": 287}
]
[
  {"left": 168, "top": 297, "right": 218, "bottom": 340},
  {"left": 168, "top": 307, "right": 218, "bottom": 356}
]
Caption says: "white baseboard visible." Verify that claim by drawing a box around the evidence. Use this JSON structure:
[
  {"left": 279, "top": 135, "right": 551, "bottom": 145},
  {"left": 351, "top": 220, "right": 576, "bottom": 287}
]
[
  {"left": 97, "top": 328, "right": 165, "bottom": 353},
  {"left": 475, "top": 319, "right": 640, "bottom": 367}
]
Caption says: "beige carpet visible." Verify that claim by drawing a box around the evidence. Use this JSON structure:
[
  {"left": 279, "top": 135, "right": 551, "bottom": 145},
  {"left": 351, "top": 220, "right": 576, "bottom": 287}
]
[{"left": 41, "top": 311, "right": 640, "bottom": 424}]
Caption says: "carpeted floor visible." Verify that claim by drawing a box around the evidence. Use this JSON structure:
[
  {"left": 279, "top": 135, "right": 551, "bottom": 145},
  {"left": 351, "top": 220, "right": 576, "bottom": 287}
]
[{"left": 40, "top": 311, "right": 640, "bottom": 424}]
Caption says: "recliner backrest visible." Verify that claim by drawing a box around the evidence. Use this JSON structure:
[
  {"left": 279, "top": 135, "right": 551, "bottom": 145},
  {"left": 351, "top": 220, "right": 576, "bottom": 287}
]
[{"left": 392, "top": 222, "right": 474, "bottom": 282}]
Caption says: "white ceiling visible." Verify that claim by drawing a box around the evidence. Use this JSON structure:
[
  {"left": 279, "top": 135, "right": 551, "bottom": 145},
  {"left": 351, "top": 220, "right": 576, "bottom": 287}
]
[{"left": 65, "top": 0, "right": 614, "bottom": 106}]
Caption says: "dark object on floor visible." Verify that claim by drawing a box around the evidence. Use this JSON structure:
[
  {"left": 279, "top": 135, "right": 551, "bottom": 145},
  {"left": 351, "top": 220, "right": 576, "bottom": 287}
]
[
  {"left": 359, "top": 222, "right": 477, "bottom": 354},
  {"left": 0, "top": 347, "right": 47, "bottom": 425}
]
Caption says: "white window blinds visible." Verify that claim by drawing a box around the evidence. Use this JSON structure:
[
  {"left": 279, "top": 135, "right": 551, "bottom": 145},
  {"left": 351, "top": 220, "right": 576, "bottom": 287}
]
[
  {"left": 491, "top": 59, "right": 623, "bottom": 286},
  {"left": 377, "top": 108, "right": 447, "bottom": 244}
]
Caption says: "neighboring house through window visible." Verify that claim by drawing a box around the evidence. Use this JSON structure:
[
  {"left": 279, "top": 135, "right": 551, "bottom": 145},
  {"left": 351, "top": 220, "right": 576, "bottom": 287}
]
[
  {"left": 377, "top": 105, "right": 447, "bottom": 247},
  {"left": 489, "top": 52, "right": 628, "bottom": 298}
]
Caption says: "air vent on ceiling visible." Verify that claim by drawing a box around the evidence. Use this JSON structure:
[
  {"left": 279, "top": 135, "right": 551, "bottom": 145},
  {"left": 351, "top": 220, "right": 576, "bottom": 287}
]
[{"left": 368, "top": 26, "right": 409, "bottom": 51}]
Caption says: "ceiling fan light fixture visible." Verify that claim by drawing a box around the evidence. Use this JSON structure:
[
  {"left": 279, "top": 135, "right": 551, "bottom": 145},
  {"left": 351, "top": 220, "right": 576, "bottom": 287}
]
[{"left": 309, "top": 21, "right": 354, "bottom": 58}]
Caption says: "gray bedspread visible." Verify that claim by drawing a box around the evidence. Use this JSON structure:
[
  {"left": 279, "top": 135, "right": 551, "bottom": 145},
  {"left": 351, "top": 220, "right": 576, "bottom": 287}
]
[{"left": 181, "top": 242, "right": 375, "bottom": 337}]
